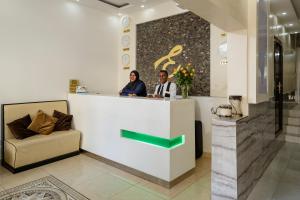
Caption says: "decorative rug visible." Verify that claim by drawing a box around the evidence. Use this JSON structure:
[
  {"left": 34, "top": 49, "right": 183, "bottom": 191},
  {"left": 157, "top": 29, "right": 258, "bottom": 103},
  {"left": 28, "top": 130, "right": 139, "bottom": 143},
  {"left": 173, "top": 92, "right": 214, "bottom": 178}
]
[{"left": 0, "top": 176, "right": 89, "bottom": 200}]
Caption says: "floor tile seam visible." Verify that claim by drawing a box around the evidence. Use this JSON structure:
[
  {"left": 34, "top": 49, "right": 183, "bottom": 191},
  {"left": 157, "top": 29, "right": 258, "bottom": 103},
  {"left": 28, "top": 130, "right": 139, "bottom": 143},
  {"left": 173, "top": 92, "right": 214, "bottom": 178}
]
[
  {"left": 170, "top": 183, "right": 210, "bottom": 200},
  {"left": 134, "top": 180, "right": 196, "bottom": 200},
  {"left": 106, "top": 184, "right": 136, "bottom": 200},
  {"left": 278, "top": 179, "right": 300, "bottom": 188},
  {"left": 58, "top": 169, "right": 116, "bottom": 189},
  {"left": 270, "top": 181, "right": 298, "bottom": 200},
  {"left": 250, "top": 178, "right": 280, "bottom": 200},
  {"left": 45, "top": 164, "right": 110, "bottom": 178},
  {"left": 134, "top": 183, "right": 172, "bottom": 200}
]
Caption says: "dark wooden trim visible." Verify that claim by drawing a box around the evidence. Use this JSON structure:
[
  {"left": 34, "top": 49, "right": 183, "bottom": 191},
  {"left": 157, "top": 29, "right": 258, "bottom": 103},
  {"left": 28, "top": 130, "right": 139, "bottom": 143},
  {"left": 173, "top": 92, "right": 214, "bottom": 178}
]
[
  {"left": 1, "top": 103, "right": 4, "bottom": 170},
  {"left": 2, "top": 151, "right": 80, "bottom": 174},
  {"left": 82, "top": 150, "right": 195, "bottom": 188},
  {"left": 1, "top": 100, "right": 71, "bottom": 173},
  {"left": 98, "top": 0, "right": 129, "bottom": 8},
  {"left": 2, "top": 100, "right": 68, "bottom": 110}
]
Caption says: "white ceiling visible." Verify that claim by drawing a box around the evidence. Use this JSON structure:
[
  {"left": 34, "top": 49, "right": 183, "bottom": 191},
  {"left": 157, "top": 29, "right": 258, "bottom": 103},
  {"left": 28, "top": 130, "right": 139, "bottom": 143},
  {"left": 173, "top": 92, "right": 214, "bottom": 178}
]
[
  {"left": 117, "top": 0, "right": 171, "bottom": 13},
  {"left": 270, "top": 0, "right": 300, "bottom": 33},
  {"left": 76, "top": 0, "right": 172, "bottom": 13}
]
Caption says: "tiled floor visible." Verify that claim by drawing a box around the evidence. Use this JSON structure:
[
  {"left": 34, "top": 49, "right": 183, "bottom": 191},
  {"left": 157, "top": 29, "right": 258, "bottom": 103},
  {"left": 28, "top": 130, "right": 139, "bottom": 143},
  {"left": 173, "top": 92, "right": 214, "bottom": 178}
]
[
  {"left": 0, "top": 154, "right": 211, "bottom": 200},
  {"left": 247, "top": 142, "right": 300, "bottom": 200}
]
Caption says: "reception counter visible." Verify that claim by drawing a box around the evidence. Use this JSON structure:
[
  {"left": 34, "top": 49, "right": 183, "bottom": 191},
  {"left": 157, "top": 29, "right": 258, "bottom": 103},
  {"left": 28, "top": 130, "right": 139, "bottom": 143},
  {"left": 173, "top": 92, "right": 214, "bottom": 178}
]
[{"left": 68, "top": 93, "right": 195, "bottom": 187}]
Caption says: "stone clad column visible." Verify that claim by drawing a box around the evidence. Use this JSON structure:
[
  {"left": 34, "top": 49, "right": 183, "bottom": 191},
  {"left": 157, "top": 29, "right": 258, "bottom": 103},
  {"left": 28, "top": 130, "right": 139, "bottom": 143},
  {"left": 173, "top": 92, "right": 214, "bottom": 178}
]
[{"left": 211, "top": 117, "right": 239, "bottom": 200}]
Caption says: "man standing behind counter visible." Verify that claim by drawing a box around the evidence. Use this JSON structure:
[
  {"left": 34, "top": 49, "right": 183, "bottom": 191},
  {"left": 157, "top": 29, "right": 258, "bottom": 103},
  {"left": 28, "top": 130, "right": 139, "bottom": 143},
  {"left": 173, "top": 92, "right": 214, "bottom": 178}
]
[{"left": 153, "top": 70, "right": 177, "bottom": 98}]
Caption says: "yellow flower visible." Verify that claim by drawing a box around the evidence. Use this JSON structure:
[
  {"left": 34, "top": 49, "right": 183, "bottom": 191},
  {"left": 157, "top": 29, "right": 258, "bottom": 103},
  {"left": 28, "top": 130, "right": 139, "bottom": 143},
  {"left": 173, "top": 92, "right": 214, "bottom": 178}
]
[
  {"left": 183, "top": 70, "right": 186, "bottom": 73},
  {"left": 190, "top": 73, "right": 193, "bottom": 76},
  {"left": 185, "top": 74, "right": 188, "bottom": 77},
  {"left": 192, "top": 69, "right": 195, "bottom": 72}
]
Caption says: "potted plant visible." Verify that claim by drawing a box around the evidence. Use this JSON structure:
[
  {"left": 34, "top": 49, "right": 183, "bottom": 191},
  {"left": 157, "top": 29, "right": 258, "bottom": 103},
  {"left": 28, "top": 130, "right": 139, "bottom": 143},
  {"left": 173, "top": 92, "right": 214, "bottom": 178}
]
[{"left": 173, "top": 64, "right": 195, "bottom": 98}]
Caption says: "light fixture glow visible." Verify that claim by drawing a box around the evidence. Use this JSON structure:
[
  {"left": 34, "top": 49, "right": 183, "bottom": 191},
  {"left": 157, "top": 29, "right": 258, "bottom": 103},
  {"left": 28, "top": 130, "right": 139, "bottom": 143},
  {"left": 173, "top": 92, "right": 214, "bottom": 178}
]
[
  {"left": 118, "top": 13, "right": 122, "bottom": 16},
  {"left": 279, "top": 32, "right": 288, "bottom": 36},
  {"left": 140, "top": 4, "right": 145, "bottom": 8},
  {"left": 121, "top": 129, "right": 185, "bottom": 149},
  {"left": 281, "top": 12, "right": 287, "bottom": 15}
]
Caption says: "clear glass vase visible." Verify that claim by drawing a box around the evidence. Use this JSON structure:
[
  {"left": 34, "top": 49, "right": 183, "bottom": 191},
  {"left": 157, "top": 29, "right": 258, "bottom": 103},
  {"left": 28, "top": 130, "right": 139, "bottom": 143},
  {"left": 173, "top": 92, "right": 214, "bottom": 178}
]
[{"left": 181, "top": 84, "right": 189, "bottom": 98}]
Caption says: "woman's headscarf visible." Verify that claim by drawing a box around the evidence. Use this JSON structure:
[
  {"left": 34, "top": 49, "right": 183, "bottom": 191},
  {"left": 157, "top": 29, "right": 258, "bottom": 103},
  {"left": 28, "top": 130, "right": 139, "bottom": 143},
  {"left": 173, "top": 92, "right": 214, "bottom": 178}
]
[
  {"left": 127, "top": 70, "right": 140, "bottom": 90},
  {"left": 130, "top": 70, "right": 140, "bottom": 81}
]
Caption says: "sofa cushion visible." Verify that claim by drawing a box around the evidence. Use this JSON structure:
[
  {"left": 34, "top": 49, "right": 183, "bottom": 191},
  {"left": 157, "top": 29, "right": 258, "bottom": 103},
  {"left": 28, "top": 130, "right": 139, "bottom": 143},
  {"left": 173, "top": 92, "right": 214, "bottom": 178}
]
[
  {"left": 28, "top": 110, "right": 58, "bottom": 135},
  {"left": 3, "top": 101, "right": 68, "bottom": 139},
  {"left": 53, "top": 110, "right": 73, "bottom": 131},
  {"left": 7, "top": 114, "right": 38, "bottom": 139},
  {"left": 4, "top": 130, "right": 81, "bottom": 168}
]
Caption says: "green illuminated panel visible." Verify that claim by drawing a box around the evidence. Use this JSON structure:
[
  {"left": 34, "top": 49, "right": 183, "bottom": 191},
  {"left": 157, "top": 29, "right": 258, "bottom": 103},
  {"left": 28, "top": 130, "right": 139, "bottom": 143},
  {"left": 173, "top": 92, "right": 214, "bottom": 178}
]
[{"left": 121, "top": 129, "right": 185, "bottom": 149}]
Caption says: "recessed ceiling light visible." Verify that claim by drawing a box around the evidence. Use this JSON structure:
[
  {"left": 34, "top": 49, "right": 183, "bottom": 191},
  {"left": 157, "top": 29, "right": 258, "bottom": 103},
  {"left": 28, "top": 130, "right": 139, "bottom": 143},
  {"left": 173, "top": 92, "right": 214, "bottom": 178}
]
[
  {"left": 140, "top": 5, "right": 145, "bottom": 8},
  {"left": 75, "top": 0, "right": 80, "bottom": 2},
  {"left": 281, "top": 12, "right": 287, "bottom": 15},
  {"left": 269, "top": 14, "right": 273, "bottom": 18}
]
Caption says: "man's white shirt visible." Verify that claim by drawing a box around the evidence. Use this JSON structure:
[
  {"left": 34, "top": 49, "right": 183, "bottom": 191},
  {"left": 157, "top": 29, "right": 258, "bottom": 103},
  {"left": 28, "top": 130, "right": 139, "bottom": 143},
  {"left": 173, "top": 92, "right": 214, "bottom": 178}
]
[{"left": 154, "top": 81, "right": 177, "bottom": 98}]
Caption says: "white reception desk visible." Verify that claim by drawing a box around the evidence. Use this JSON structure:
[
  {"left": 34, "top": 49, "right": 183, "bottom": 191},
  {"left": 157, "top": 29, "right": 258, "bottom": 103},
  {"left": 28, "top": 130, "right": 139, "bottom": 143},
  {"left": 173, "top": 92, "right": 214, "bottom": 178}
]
[{"left": 68, "top": 93, "right": 195, "bottom": 186}]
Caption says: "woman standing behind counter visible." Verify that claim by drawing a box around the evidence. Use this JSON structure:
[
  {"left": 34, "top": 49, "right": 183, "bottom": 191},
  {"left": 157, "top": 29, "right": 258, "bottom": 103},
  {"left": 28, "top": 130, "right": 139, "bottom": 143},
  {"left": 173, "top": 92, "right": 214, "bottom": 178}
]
[{"left": 120, "top": 70, "right": 147, "bottom": 97}]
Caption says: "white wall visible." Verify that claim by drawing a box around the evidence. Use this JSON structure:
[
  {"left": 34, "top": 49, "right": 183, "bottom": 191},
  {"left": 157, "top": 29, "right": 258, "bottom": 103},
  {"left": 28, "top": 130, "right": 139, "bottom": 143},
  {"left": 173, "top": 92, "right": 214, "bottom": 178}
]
[
  {"left": 0, "top": 0, "right": 120, "bottom": 102},
  {"left": 192, "top": 96, "right": 227, "bottom": 152},
  {"left": 227, "top": 29, "right": 248, "bottom": 115},
  {"left": 210, "top": 25, "right": 228, "bottom": 97},
  {"left": 283, "top": 53, "right": 297, "bottom": 93},
  {"left": 0, "top": 0, "right": 120, "bottom": 159}
]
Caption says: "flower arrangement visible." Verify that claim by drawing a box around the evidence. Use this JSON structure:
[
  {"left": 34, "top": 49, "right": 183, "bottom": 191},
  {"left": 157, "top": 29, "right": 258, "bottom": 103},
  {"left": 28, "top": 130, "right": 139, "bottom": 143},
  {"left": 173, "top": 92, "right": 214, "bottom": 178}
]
[{"left": 173, "top": 64, "right": 196, "bottom": 98}]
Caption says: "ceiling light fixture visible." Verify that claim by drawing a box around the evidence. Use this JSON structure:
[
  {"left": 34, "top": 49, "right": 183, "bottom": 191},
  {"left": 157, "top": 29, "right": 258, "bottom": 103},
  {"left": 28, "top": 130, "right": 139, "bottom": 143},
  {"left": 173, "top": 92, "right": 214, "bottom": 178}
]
[
  {"left": 281, "top": 12, "right": 287, "bottom": 15},
  {"left": 141, "top": 5, "right": 145, "bottom": 8},
  {"left": 279, "top": 32, "right": 288, "bottom": 36}
]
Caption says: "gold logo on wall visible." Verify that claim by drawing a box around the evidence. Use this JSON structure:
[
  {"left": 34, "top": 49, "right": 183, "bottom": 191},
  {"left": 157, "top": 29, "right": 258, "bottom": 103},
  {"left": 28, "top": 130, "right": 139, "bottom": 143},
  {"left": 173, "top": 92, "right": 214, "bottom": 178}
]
[{"left": 154, "top": 45, "right": 183, "bottom": 78}]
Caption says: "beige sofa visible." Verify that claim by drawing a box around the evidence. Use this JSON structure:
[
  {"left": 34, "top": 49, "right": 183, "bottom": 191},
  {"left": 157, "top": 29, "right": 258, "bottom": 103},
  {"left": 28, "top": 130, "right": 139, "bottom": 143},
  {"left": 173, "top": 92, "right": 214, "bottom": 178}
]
[{"left": 1, "top": 100, "right": 81, "bottom": 173}]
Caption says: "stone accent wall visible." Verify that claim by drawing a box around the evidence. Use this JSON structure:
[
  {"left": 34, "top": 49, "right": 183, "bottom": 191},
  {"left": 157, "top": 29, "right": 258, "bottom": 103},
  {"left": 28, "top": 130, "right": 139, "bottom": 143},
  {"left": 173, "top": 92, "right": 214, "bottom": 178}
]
[{"left": 136, "top": 12, "right": 210, "bottom": 96}]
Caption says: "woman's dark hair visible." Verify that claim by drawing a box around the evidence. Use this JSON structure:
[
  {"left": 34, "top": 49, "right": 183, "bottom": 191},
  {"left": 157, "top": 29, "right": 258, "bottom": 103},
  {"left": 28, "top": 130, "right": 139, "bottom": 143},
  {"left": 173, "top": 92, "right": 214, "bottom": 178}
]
[{"left": 130, "top": 70, "right": 140, "bottom": 81}]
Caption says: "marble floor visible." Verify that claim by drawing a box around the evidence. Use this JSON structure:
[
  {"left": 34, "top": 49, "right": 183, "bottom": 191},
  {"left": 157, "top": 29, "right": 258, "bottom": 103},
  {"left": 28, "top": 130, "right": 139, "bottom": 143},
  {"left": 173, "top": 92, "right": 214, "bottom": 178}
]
[
  {"left": 247, "top": 142, "right": 300, "bottom": 200},
  {"left": 0, "top": 153, "right": 211, "bottom": 200}
]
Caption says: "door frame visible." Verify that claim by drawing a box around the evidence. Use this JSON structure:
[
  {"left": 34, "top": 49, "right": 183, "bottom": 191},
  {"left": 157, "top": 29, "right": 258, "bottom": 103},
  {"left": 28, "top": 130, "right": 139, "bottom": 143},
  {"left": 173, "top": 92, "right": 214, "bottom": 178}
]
[{"left": 274, "top": 36, "right": 283, "bottom": 135}]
